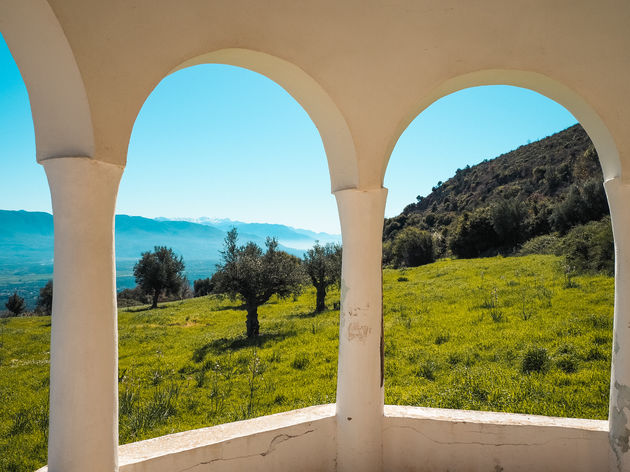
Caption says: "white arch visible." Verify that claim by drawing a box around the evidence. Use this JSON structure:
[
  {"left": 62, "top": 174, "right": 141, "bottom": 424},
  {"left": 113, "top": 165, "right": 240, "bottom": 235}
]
[
  {"left": 136, "top": 48, "right": 359, "bottom": 193},
  {"left": 383, "top": 70, "right": 621, "bottom": 184},
  {"left": 0, "top": 0, "right": 93, "bottom": 161}
]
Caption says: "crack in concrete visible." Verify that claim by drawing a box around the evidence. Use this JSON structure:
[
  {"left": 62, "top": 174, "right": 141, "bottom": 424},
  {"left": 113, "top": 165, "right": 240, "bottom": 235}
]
[
  {"left": 384, "top": 425, "right": 592, "bottom": 448},
  {"left": 176, "top": 429, "right": 315, "bottom": 472}
]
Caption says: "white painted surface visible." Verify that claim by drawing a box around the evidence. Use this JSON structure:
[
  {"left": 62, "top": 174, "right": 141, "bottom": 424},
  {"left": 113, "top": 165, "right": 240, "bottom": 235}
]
[
  {"left": 0, "top": 0, "right": 94, "bottom": 160},
  {"left": 36, "top": 405, "right": 609, "bottom": 472},
  {"left": 36, "top": 405, "right": 336, "bottom": 472},
  {"left": 605, "top": 177, "right": 630, "bottom": 472},
  {"left": 384, "top": 405, "right": 609, "bottom": 472},
  {"left": 119, "top": 405, "right": 336, "bottom": 472},
  {"left": 44, "top": 158, "right": 123, "bottom": 472},
  {"left": 335, "top": 188, "right": 388, "bottom": 472}
]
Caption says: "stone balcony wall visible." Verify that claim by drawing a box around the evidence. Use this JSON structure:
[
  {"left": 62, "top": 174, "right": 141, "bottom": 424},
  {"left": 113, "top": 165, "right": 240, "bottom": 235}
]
[{"left": 37, "top": 404, "right": 608, "bottom": 471}]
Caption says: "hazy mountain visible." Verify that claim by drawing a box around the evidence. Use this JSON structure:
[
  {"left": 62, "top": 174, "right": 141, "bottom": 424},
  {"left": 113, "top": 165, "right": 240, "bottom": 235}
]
[
  {"left": 0, "top": 210, "right": 340, "bottom": 307},
  {"left": 155, "top": 217, "right": 340, "bottom": 249}
]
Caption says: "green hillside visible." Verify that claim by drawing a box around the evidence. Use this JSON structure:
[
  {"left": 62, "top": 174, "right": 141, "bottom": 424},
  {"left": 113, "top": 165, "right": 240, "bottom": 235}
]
[
  {"left": 0, "top": 255, "right": 613, "bottom": 472},
  {"left": 384, "top": 125, "right": 610, "bottom": 261}
]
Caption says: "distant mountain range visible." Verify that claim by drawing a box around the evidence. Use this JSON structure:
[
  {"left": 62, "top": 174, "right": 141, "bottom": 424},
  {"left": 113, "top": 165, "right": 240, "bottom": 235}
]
[
  {"left": 154, "top": 217, "right": 340, "bottom": 250},
  {"left": 0, "top": 211, "right": 340, "bottom": 307}
]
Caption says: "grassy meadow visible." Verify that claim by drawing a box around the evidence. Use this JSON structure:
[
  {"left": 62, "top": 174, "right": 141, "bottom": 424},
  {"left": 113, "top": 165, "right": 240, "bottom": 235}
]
[{"left": 0, "top": 254, "right": 614, "bottom": 471}]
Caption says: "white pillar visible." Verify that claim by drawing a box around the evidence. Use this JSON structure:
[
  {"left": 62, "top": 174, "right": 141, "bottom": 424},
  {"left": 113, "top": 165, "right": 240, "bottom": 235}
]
[
  {"left": 43, "top": 157, "right": 123, "bottom": 472},
  {"left": 606, "top": 177, "right": 630, "bottom": 472},
  {"left": 334, "top": 187, "right": 387, "bottom": 472}
]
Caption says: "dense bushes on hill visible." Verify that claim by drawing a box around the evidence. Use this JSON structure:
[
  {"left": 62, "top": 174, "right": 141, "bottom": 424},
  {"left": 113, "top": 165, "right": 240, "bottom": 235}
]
[
  {"left": 193, "top": 277, "right": 214, "bottom": 297},
  {"left": 550, "top": 179, "right": 609, "bottom": 234},
  {"left": 384, "top": 227, "right": 435, "bottom": 267},
  {"left": 384, "top": 125, "right": 613, "bottom": 271},
  {"left": 560, "top": 217, "right": 614, "bottom": 275}
]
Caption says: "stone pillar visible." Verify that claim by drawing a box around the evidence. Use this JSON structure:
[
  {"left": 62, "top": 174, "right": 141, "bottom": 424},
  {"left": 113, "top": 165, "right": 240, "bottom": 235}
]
[
  {"left": 43, "top": 157, "right": 123, "bottom": 472},
  {"left": 606, "top": 177, "right": 630, "bottom": 472},
  {"left": 334, "top": 187, "right": 387, "bottom": 472}
]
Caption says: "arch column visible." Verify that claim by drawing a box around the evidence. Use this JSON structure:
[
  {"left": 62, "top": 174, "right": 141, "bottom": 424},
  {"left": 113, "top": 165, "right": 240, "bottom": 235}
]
[
  {"left": 43, "top": 157, "right": 123, "bottom": 472},
  {"left": 334, "top": 187, "right": 387, "bottom": 472},
  {"left": 606, "top": 177, "right": 630, "bottom": 472}
]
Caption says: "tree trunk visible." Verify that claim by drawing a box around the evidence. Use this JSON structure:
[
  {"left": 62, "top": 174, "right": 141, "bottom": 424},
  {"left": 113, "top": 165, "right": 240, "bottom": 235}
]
[
  {"left": 151, "top": 289, "right": 159, "bottom": 309},
  {"left": 246, "top": 305, "right": 260, "bottom": 338},
  {"left": 315, "top": 286, "right": 327, "bottom": 313}
]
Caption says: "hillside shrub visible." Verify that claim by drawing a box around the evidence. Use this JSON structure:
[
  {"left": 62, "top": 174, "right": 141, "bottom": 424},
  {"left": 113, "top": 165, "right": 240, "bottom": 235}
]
[
  {"left": 291, "top": 352, "right": 310, "bottom": 370},
  {"left": 521, "top": 347, "right": 550, "bottom": 373},
  {"left": 35, "top": 280, "right": 53, "bottom": 316},
  {"left": 193, "top": 278, "right": 214, "bottom": 297},
  {"left": 550, "top": 180, "right": 609, "bottom": 234},
  {"left": 556, "top": 353, "right": 579, "bottom": 373},
  {"left": 519, "top": 234, "right": 561, "bottom": 256},
  {"left": 390, "top": 226, "right": 434, "bottom": 268},
  {"left": 416, "top": 360, "right": 438, "bottom": 381},
  {"left": 585, "top": 347, "right": 607, "bottom": 361},
  {"left": 5, "top": 292, "right": 25, "bottom": 317},
  {"left": 490, "top": 198, "right": 527, "bottom": 248},
  {"left": 559, "top": 217, "right": 614, "bottom": 275},
  {"left": 117, "top": 287, "right": 150, "bottom": 307},
  {"left": 449, "top": 208, "right": 499, "bottom": 258}
]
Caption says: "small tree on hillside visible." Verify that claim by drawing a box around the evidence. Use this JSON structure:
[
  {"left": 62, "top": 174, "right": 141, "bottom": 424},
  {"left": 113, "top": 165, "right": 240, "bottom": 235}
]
[
  {"left": 36, "top": 280, "right": 53, "bottom": 316},
  {"left": 5, "top": 291, "right": 25, "bottom": 317},
  {"left": 302, "top": 242, "right": 341, "bottom": 313},
  {"left": 133, "top": 246, "right": 186, "bottom": 309},
  {"left": 213, "top": 228, "right": 305, "bottom": 338}
]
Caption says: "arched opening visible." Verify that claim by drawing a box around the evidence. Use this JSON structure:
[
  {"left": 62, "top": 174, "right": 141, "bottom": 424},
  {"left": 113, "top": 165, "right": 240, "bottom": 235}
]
[
  {"left": 382, "top": 82, "right": 616, "bottom": 420},
  {"left": 0, "top": 32, "right": 53, "bottom": 472},
  {"left": 115, "top": 61, "right": 342, "bottom": 444}
]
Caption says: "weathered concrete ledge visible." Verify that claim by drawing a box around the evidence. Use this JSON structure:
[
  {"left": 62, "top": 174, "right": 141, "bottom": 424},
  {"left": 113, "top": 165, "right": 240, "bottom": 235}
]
[
  {"left": 384, "top": 405, "right": 609, "bottom": 472},
  {"left": 37, "top": 404, "right": 610, "bottom": 471},
  {"left": 117, "top": 404, "right": 336, "bottom": 472}
]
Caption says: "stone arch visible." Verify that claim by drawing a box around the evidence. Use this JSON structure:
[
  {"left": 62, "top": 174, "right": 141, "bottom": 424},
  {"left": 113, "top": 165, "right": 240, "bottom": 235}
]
[
  {"left": 0, "top": 0, "right": 93, "bottom": 161},
  {"left": 380, "top": 69, "right": 621, "bottom": 433},
  {"left": 383, "top": 70, "right": 621, "bottom": 185},
  {"left": 133, "top": 48, "right": 358, "bottom": 192}
]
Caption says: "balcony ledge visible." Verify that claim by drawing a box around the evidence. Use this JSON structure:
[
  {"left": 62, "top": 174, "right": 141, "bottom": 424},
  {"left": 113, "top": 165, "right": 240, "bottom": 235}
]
[{"left": 36, "top": 404, "right": 609, "bottom": 471}]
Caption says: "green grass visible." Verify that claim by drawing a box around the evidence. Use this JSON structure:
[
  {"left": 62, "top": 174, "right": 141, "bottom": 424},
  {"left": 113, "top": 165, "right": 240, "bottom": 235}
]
[
  {"left": 384, "top": 255, "right": 613, "bottom": 417},
  {"left": 0, "top": 254, "right": 614, "bottom": 471}
]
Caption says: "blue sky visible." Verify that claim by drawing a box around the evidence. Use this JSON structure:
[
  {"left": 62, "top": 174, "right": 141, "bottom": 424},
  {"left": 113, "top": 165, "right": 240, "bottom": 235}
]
[{"left": 0, "top": 34, "right": 577, "bottom": 234}]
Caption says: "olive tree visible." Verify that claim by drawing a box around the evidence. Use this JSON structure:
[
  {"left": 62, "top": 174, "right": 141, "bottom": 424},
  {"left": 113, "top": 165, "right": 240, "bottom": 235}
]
[
  {"left": 302, "top": 242, "right": 341, "bottom": 313},
  {"left": 36, "top": 280, "right": 53, "bottom": 316},
  {"left": 213, "top": 228, "right": 305, "bottom": 338},
  {"left": 5, "top": 291, "right": 25, "bottom": 317},
  {"left": 133, "top": 246, "right": 186, "bottom": 309}
]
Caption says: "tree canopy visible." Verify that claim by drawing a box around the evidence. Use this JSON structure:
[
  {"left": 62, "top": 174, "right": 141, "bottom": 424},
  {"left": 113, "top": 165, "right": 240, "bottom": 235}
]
[
  {"left": 5, "top": 291, "right": 25, "bottom": 317},
  {"left": 36, "top": 280, "right": 53, "bottom": 316},
  {"left": 213, "top": 228, "right": 304, "bottom": 337},
  {"left": 302, "top": 242, "right": 341, "bottom": 312},
  {"left": 133, "top": 246, "right": 186, "bottom": 309}
]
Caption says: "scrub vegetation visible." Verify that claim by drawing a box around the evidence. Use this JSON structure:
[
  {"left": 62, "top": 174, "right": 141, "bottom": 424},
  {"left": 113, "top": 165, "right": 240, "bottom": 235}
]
[
  {"left": 383, "top": 125, "right": 611, "bottom": 264},
  {"left": 0, "top": 254, "right": 613, "bottom": 472}
]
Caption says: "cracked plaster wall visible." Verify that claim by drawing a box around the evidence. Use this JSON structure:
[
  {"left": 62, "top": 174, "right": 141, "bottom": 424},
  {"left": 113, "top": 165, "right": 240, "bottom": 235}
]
[
  {"left": 117, "top": 407, "right": 336, "bottom": 472},
  {"left": 384, "top": 406, "right": 608, "bottom": 472}
]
